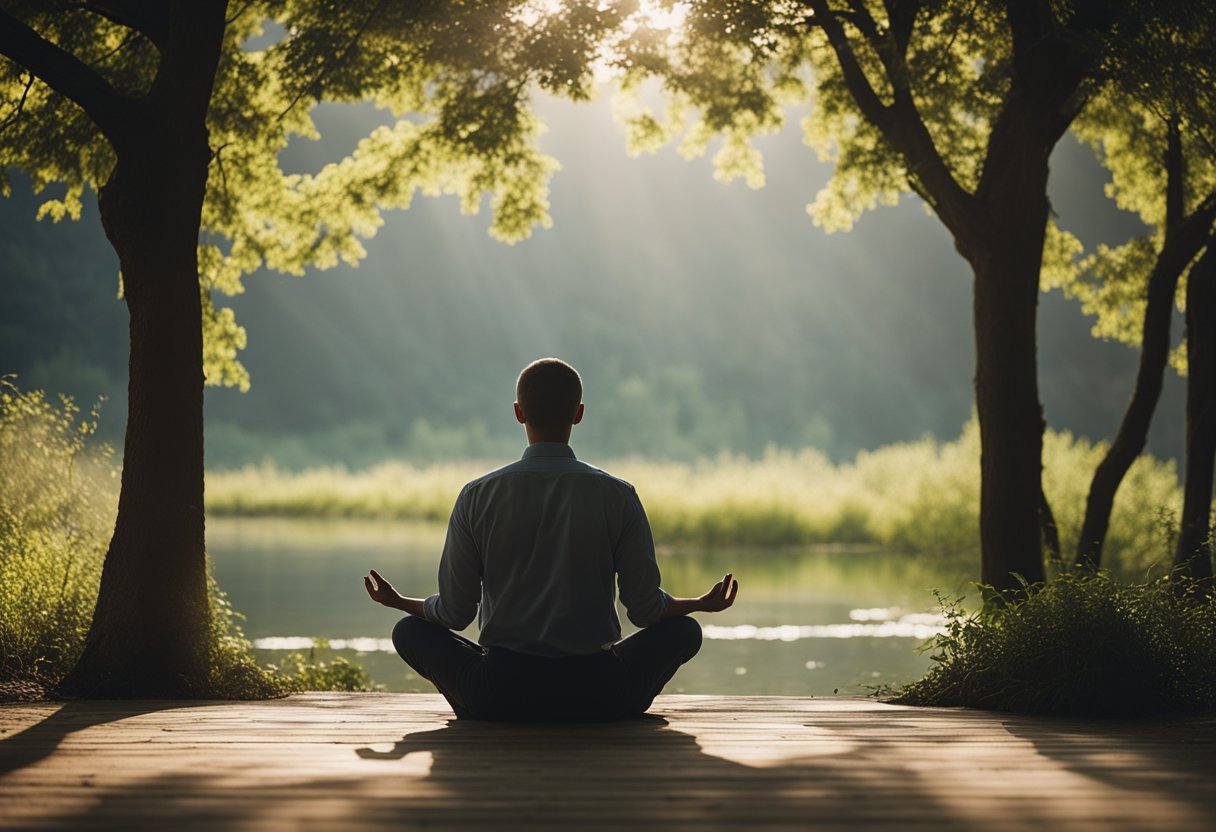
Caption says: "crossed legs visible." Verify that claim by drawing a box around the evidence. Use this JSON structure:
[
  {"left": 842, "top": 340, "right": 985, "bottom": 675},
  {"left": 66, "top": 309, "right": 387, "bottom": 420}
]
[{"left": 392, "top": 615, "right": 702, "bottom": 721}]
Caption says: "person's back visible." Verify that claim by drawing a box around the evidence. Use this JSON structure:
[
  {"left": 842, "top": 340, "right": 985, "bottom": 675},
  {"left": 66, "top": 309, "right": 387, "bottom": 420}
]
[
  {"left": 364, "top": 358, "right": 738, "bottom": 721},
  {"left": 427, "top": 444, "right": 668, "bottom": 657}
]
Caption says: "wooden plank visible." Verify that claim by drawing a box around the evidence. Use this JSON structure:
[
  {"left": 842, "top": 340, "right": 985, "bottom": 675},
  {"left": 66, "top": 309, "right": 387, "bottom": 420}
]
[{"left": 1, "top": 694, "right": 1214, "bottom": 831}]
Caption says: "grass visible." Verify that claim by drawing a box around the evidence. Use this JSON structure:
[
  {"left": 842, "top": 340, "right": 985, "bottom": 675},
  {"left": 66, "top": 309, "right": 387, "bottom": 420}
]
[
  {"left": 894, "top": 571, "right": 1216, "bottom": 715},
  {"left": 0, "top": 384, "right": 111, "bottom": 699},
  {"left": 0, "top": 382, "right": 372, "bottom": 700},
  {"left": 206, "top": 418, "right": 1184, "bottom": 574}
]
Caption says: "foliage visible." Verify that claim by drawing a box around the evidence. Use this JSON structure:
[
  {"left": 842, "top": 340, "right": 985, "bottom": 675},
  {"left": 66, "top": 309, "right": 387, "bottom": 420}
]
[
  {"left": 205, "top": 417, "right": 1184, "bottom": 573},
  {"left": 612, "top": 1, "right": 1028, "bottom": 229},
  {"left": 265, "top": 644, "right": 379, "bottom": 693},
  {"left": 0, "top": 379, "right": 291, "bottom": 699},
  {"left": 895, "top": 571, "right": 1216, "bottom": 715},
  {"left": 1046, "top": 8, "right": 1216, "bottom": 374},
  {"left": 611, "top": 0, "right": 1216, "bottom": 380},
  {"left": 0, "top": 0, "right": 636, "bottom": 390},
  {"left": 202, "top": 569, "right": 291, "bottom": 699},
  {"left": 0, "top": 379, "right": 112, "bottom": 698},
  {"left": 615, "top": 1, "right": 1207, "bottom": 252}
]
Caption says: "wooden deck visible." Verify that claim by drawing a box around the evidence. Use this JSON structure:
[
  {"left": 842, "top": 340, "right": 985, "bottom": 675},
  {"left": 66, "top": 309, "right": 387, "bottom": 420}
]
[{"left": 2, "top": 694, "right": 1214, "bottom": 831}]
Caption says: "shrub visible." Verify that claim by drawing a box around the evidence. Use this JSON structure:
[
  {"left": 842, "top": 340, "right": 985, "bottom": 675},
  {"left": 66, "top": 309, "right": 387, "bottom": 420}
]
[
  {"left": 265, "top": 644, "right": 380, "bottom": 692},
  {"left": 0, "top": 379, "right": 343, "bottom": 700},
  {"left": 0, "top": 382, "right": 112, "bottom": 698},
  {"left": 895, "top": 572, "right": 1216, "bottom": 715}
]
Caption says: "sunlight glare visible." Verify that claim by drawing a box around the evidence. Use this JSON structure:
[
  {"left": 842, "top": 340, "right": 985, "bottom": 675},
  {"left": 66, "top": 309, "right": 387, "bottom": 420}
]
[
  {"left": 512, "top": 0, "right": 566, "bottom": 29},
  {"left": 511, "top": 1, "right": 692, "bottom": 83},
  {"left": 630, "top": 0, "right": 690, "bottom": 34},
  {"left": 621, "top": 0, "right": 691, "bottom": 49}
]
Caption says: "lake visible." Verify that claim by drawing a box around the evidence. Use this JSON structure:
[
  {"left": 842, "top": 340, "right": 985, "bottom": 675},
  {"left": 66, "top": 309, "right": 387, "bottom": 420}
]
[{"left": 208, "top": 518, "right": 973, "bottom": 695}]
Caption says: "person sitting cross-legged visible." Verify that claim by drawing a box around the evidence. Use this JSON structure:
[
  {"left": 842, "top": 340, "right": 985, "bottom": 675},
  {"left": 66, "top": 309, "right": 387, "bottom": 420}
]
[{"left": 364, "top": 357, "right": 739, "bottom": 721}]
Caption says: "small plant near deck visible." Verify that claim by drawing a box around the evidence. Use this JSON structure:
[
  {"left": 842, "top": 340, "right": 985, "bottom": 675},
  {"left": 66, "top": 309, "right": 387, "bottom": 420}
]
[
  {"left": 204, "top": 573, "right": 292, "bottom": 699},
  {"left": 895, "top": 572, "right": 1216, "bottom": 715},
  {"left": 0, "top": 382, "right": 110, "bottom": 699},
  {"left": 266, "top": 643, "right": 379, "bottom": 692},
  {"left": 0, "top": 380, "right": 287, "bottom": 700}
]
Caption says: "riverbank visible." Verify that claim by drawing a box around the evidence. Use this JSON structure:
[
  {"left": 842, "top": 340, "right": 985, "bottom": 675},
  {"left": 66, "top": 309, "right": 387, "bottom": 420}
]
[
  {"left": 3, "top": 693, "right": 1213, "bottom": 831},
  {"left": 205, "top": 421, "right": 1181, "bottom": 568}
]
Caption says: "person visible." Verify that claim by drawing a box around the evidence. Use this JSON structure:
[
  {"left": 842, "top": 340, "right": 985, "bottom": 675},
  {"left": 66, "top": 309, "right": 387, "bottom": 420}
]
[{"left": 364, "top": 357, "right": 739, "bottom": 721}]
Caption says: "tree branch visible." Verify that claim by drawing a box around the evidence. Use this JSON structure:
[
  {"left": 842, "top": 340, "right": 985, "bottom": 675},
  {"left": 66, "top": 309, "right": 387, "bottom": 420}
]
[
  {"left": 804, "top": 1, "right": 893, "bottom": 133},
  {"left": 0, "top": 70, "right": 34, "bottom": 133},
  {"left": 1003, "top": 0, "right": 1121, "bottom": 141},
  {"left": 1166, "top": 186, "right": 1216, "bottom": 273},
  {"left": 0, "top": 7, "right": 131, "bottom": 139},
  {"left": 69, "top": 1, "right": 169, "bottom": 49},
  {"left": 843, "top": 0, "right": 883, "bottom": 43},
  {"left": 884, "top": 0, "right": 921, "bottom": 54},
  {"left": 1165, "top": 115, "right": 1183, "bottom": 238},
  {"left": 805, "top": 0, "right": 983, "bottom": 241}
]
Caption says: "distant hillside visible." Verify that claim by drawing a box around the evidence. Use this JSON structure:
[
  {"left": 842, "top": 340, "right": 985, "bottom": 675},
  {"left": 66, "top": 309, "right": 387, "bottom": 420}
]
[{"left": 0, "top": 95, "right": 1185, "bottom": 469}]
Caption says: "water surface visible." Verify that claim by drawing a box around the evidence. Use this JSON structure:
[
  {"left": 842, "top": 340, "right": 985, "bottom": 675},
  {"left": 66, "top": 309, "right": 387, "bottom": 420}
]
[{"left": 208, "top": 518, "right": 972, "bottom": 695}]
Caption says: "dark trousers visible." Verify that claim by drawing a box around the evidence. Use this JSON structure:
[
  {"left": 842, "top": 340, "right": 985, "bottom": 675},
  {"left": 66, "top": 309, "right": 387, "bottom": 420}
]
[{"left": 391, "top": 615, "right": 702, "bottom": 722}]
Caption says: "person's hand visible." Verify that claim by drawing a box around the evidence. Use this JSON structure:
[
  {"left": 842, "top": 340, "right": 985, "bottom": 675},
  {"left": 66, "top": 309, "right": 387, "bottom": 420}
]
[
  {"left": 364, "top": 568, "right": 403, "bottom": 607},
  {"left": 698, "top": 572, "right": 739, "bottom": 613}
]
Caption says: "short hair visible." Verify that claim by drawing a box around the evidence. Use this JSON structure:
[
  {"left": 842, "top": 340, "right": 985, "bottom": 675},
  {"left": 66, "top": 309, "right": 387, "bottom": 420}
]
[{"left": 516, "top": 358, "right": 582, "bottom": 430}]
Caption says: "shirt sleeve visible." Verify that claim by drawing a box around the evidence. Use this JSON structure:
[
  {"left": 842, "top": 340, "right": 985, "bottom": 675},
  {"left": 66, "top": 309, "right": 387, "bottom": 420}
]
[
  {"left": 615, "top": 490, "right": 672, "bottom": 628},
  {"left": 423, "top": 488, "right": 482, "bottom": 630}
]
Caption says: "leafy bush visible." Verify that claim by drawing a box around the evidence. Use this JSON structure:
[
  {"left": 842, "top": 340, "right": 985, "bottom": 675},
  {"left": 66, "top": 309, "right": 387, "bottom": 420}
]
[
  {"left": 895, "top": 572, "right": 1216, "bottom": 715},
  {"left": 0, "top": 379, "right": 364, "bottom": 700},
  {"left": 0, "top": 381, "right": 112, "bottom": 698},
  {"left": 265, "top": 644, "right": 379, "bottom": 692},
  {"left": 203, "top": 570, "right": 291, "bottom": 699}
]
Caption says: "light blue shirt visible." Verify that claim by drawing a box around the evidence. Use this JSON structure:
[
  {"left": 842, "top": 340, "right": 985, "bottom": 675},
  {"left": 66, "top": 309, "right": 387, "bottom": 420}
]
[{"left": 423, "top": 442, "right": 672, "bottom": 656}]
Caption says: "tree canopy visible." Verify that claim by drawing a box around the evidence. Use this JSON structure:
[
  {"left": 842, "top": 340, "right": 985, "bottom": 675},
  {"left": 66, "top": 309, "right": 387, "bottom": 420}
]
[
  {"left": 0, "top": 0, "right": 650, "bottom": 696},
  {"left": 606, "top": 0, "right": 1216, "bottom": 586},
  {"left": 1049, "top": 9, "right": 1216, "bottom": 371},
  {"left": 1, "top": 0, "right": 634, "bottom": 390}
]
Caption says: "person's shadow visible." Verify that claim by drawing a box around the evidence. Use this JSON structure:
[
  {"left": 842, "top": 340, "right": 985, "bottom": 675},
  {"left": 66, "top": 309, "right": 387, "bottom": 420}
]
[{"left": 353, "top": 714, "right": 961, "bottom": 829}]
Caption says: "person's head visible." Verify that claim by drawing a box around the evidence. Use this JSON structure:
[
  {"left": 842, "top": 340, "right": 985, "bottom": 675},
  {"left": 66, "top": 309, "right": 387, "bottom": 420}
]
[{"left": 514, "top": 358, "right": 584, "bottom": 443}]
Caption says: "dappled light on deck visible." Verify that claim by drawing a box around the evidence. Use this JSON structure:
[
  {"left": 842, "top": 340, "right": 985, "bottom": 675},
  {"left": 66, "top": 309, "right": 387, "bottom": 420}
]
[{"left": 2, "top": 694, "right": 1213, "bottom": 831}]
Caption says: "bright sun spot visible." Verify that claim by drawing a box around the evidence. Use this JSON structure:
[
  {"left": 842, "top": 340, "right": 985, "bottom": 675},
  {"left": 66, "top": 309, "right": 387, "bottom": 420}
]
[
  {"left": 631, "top": 0, "right": 690, "bottom": 33},
  {"left": 511, "top": 1, "right": 692, "bottom": 84},
  {"left": 514, "top": 1, "right": 690, "bottom": 40}
]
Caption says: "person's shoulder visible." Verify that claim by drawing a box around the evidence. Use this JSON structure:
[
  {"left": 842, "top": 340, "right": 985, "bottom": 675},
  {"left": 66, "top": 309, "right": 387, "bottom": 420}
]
[
  {"left": 459, "top": 459, "right": 526, "bottom": 494},
  {"left": 572, "top": 459, "right": 638, "bottom": 495}
]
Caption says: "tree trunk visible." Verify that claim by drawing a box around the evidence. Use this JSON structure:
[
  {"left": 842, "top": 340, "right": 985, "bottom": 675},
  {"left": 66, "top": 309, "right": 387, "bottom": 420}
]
[
  {"left": 1076, "top": 258, "right": 1184, "bottom": 568},
  {"left": 971, "top": 237, "right": 1049, "bottom": 592},
  {"left": 963, "top": 107, "right": 1054, "bottom": 594},
  {"left": 1076, "top": 121, "right": 1199, "bottom": 569},
  {"left": 58, "top": 1, "right": 227, "bottom": 697},
  {"left": 1174, "top": 244, "right": 1216, "bottom": 582}
]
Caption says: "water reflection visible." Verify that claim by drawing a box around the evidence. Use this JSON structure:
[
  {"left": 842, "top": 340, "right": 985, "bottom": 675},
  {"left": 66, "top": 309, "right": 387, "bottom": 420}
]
[{"left": 208, "top": 518, "right": 972, "bottom": 695}]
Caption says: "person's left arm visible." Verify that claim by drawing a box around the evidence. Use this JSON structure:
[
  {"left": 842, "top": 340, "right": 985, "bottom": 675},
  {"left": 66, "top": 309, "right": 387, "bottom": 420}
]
[
  {"left": 657, "top": 572, "right": 739, "bottom": 620},
  {"left": 363, "top": 547, "right": 482, "bottom": 626},
  {"left": 364, "top": 569, "right": 426, "bottom": 617},
  {"left": 364, "top": 489, "right": 482, "bottom": 628}
]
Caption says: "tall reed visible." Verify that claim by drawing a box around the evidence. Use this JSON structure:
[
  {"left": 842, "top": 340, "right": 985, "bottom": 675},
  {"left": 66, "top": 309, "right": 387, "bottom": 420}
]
[{"left": 207, "top": 419, "right": 1183, "bottom": 574}]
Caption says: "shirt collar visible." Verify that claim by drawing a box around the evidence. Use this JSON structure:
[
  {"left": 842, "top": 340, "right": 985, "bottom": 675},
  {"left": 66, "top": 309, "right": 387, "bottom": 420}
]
[{"left": 522, "top": 442, "right": 576, "bottom": 459}]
